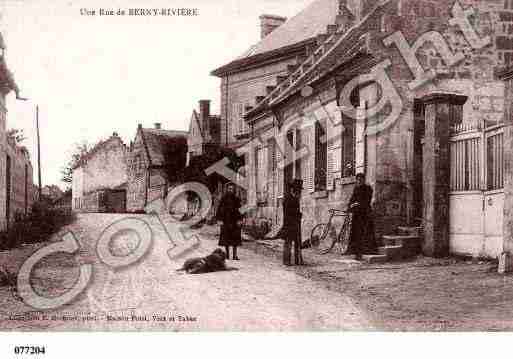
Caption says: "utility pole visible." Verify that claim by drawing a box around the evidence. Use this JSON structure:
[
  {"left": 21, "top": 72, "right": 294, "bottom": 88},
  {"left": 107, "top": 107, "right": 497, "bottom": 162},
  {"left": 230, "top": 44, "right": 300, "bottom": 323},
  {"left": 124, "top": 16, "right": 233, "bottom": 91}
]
[{"left": 36, "top": 105, "right": 42, "bottom": 201}]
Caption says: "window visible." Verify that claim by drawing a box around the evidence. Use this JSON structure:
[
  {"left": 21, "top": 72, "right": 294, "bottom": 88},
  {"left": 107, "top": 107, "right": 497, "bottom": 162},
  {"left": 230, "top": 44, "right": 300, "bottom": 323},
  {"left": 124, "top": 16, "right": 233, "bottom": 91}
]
[
  {"left": 255, "top": 146, "right": 267, "bottom": 203},
  {"left": 268, "top": 138, "right": 277, "bottom": 174},
  {"left": 284, "top": 131, "right": 294, "bottom": 186},
  {"left": 295, "top": 127, "right": 302, "bottom": 182},
  {"left": 341, "top": 89, "right": 358, "bottom": 178},
  {"left": 233, "top": 102, "right": 249, "bottom": 136},
  {"left": 315, "top": 119, "right": 327, "bottom": 191}
]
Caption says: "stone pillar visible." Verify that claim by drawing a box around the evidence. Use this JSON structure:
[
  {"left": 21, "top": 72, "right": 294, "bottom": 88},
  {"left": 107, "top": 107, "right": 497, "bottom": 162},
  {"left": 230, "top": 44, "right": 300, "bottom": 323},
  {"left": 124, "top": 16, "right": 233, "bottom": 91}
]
[
  {"left": 420, "top": 93, "right": 467, "bottom": 258},
  {"left": 499, "top": 69, "right": 513, "bottom": 273}
]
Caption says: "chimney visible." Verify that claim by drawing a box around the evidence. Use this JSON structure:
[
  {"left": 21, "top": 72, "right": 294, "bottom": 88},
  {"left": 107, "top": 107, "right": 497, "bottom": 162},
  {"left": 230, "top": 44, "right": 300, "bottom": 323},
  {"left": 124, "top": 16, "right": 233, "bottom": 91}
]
[
  {"left": 199, "top": 100, "right": 210, "bottom": 122},
  {"left": 259, "top": 15, "right": 287, "bottom": 39},
  {"left": 154, "top": 123, "right": 162, "bottom": 130}
]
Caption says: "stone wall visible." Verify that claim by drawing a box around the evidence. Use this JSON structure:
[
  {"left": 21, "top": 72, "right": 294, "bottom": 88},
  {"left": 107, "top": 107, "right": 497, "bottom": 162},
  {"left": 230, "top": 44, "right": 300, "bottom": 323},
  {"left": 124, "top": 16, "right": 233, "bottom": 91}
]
[
  {"left": 126, "top": 131, "right": 148, "bottom": 212},
  {"left": 0, "top": 94, "right": 35, "bottom": 231},
  {"left": 245, "top": 0, "right": 513, "bottom": 247},
  {"left": 0, "top": 94, "right": 7, "bottom": 230}
]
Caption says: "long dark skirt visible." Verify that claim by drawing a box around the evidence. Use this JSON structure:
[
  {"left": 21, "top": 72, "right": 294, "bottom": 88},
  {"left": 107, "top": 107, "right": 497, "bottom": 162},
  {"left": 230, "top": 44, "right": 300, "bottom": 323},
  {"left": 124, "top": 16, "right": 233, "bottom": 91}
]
[
  {"left": 219, "top": 222, "right": 242, "bottom": 247},
  {"left": 349, "top": 212, "right": 377, "bottom": 255}
]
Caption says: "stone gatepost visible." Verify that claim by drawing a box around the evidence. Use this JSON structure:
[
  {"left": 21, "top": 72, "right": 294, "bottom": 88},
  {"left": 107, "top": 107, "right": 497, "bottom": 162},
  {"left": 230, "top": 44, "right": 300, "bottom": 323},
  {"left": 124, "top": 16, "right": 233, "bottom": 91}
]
[
  {"left": 498, "top": 69, "right": 513, "bottom": 273},
  {"left": 419, "top": 93, "right": 467, "bottom": 258}
]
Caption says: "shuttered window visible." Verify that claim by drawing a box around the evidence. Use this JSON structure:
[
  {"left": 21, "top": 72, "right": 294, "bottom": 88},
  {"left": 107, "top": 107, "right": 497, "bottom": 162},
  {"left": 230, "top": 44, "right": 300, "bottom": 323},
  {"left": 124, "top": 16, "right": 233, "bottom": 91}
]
[
  {"left": 342, "top": 114, "right": 356, "bottom": 178},
  {"left": 295, "top": 127, "right": 302, "bottom": 181},
  {"left": 315, "top": 119, "right": 327, "bottom": 191}
]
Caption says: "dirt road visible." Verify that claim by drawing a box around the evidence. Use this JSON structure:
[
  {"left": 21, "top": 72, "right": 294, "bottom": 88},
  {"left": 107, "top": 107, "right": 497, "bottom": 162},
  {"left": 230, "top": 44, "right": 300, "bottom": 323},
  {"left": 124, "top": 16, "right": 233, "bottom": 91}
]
[{"left": 0, "top": 213, "right": 373, "bottom": 331}]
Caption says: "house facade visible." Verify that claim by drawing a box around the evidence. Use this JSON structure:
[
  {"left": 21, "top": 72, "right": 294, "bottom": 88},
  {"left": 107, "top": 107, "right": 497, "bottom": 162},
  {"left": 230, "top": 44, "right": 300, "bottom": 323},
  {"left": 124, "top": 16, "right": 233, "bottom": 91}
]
[
  {"left": 211, "top": 0, "right": 358, "bottom": 149},
  {"left": 187, "top": 100, "right": 221, "bottom": 164},
  {"left": 0, "top": 33, "right": 35, "bottom": 232},
  {"left": 126, "top": 124, "right": 188, "bottom": 212},
  {"left": 72, "top": 132, "right": 128, "bottom": 213},
  {"left": 228, "top": 0, "right": 513, "bottom": 261}
]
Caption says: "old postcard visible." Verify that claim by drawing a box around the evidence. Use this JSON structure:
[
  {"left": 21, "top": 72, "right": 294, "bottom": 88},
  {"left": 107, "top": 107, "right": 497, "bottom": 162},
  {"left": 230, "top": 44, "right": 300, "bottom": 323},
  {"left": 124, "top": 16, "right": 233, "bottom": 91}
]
[{"left": 1, "top": 0, "right": 513, "bottom": 345}]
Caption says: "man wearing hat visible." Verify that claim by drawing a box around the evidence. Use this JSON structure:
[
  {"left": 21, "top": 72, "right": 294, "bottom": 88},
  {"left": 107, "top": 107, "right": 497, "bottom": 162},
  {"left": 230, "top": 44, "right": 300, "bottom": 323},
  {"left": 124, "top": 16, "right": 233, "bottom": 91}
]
[{"left": 281, "top": 179, "right": 304, "bottom": 266}]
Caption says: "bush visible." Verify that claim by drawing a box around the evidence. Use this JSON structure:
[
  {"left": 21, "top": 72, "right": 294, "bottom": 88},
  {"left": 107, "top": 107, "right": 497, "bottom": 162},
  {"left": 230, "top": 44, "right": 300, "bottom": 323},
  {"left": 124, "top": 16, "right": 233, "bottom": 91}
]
[
  {"left": 0, "top": 267, "right": 16, "bottom": 288},
  {"left": 0, "top": 202, "right": 76, "bottom": 251}
]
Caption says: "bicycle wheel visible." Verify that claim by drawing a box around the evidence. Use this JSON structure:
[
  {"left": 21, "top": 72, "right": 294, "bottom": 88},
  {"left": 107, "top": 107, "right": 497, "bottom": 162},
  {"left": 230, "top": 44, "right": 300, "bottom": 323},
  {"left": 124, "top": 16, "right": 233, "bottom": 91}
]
[
  {"left": 308, "top": 223, "right": 327, "bottom": 251},
  {"left": 336, "top": 216, "right": 352, "bottom": 255},
  {"left": 317, "top": 224, "right": 338, "bottom": 255}
]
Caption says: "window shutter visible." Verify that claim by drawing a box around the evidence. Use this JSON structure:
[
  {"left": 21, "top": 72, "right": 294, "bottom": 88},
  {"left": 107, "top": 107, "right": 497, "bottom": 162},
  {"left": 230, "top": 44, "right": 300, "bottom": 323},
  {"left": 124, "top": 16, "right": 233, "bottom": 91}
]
[
  {"left": 306, "top": 125, "right": 316, "bottom": 193},
  {"left": 355, "top": 106, "right": 366, "bottom": 175},
  {"left": 277, "top": 137, "right": 284, "bottom": 198},
  {"left": 247, "top": 145, "right": 256, "bottom": 207}
]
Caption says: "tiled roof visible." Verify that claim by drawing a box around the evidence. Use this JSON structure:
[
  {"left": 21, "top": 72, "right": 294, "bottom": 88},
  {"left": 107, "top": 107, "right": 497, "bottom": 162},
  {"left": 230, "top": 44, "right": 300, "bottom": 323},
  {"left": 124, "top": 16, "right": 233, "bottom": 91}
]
[
  {"left": 212, "top": 0, "right": 354, "bottom": 76},
  {"left": 141, "top": 128, "right": 188, "bottom": 167}
]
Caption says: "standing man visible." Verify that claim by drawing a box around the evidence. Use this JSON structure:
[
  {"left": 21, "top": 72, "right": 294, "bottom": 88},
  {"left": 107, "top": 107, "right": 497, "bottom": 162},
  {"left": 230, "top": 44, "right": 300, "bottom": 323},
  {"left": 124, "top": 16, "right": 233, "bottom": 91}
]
[
  {"left": 348, "top": 173, "right": 375, "bottom": 260},
  {"left": 281, "top": 179, "right": 304, "bottom": 266},
  {"left": 216, "top": 183, "right": 243, "bottom": 260}
]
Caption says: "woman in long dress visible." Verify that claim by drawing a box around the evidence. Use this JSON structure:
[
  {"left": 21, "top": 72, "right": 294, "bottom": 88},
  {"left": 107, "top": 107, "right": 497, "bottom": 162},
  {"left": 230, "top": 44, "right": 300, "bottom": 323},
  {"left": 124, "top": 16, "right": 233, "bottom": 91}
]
[{"left": 216, "top": 183, "right": 243, "bottom": 260}]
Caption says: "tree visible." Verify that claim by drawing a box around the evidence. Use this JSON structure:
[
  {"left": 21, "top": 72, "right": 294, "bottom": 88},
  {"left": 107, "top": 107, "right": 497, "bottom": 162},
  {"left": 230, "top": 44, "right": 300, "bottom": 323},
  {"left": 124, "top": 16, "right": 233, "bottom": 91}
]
[
  {"left": 6, "top": 129, "right": 26, "bottom": 144},
  {"left": 61, "top": 141, "right": 91, "bottom": 185}
]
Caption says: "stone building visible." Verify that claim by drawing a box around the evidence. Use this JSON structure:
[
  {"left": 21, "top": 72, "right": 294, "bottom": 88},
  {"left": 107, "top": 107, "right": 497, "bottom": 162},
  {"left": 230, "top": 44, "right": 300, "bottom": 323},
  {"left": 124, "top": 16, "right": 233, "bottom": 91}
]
[
  {"left": 207, "top": 0, "right": 513, "bottom": 261},
  {"left": 72, "top": 132, "right": 128, "bottom": 213},
  {"left": 0, "top": 33, "right": 35, "bottom": 231},
  {"left": 210, "top": 0, "right": 357, "bottom": 149},
  {"left": 126, "top": 124, "right": 188, "bottom": 213}
]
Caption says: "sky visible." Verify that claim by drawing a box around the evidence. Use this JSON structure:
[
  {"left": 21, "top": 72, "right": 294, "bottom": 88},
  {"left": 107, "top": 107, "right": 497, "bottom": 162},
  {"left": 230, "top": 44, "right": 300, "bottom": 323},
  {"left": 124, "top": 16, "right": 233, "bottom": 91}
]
[{"left": 0, "top": 0, "right": 313, "bottom": 188}]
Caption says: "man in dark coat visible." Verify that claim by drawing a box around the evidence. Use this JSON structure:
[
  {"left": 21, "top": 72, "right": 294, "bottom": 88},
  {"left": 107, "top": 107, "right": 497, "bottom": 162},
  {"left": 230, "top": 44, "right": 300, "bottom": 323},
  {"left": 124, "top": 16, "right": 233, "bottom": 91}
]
[
  {"left": 348, "top": 173, "right": 376, "bottom": 260},
  {"left": 281, "top": 179, "right": 304, "bottom": 266},
  {"left": 216, "top": 183, "right": 243, "bottom": 260}
]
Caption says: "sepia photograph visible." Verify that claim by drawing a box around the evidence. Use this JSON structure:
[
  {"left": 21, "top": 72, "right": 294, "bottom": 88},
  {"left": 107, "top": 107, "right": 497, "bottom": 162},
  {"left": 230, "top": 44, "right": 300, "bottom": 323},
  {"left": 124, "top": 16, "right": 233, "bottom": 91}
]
[{"left": 1, "top": 0, "right": 513, "bottom": 350}]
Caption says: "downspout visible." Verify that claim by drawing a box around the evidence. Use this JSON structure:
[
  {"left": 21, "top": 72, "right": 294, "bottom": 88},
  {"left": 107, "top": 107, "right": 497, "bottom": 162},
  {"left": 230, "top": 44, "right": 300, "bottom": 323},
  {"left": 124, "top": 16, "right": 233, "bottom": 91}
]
[{"left": 225, "top": 76, "right": 229, "bottom": 146}]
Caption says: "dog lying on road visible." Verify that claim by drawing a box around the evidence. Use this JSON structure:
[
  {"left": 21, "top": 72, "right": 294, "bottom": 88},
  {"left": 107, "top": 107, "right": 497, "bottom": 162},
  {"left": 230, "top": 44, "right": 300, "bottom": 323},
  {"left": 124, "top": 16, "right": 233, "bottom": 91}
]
[{"left": 177, "top": 248, "right": 227, "bottom": 274}]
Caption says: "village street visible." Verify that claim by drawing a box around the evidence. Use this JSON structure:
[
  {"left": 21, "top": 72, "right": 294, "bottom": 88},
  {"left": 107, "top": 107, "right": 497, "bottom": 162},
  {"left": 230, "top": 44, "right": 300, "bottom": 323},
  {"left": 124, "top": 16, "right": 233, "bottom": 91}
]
[
  {"left": 4, "top": 213, "right": 513, "bottom": 331},
  {"left": 0, "top": 213, "right": 373, "bottom": 331}
]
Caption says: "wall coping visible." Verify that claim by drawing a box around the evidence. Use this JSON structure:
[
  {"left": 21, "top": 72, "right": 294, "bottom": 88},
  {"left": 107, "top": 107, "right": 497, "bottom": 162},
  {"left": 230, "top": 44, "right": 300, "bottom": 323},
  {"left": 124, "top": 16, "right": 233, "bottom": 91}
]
[{"left": 418, "top": 93, "right": 468, "bottom": 106}]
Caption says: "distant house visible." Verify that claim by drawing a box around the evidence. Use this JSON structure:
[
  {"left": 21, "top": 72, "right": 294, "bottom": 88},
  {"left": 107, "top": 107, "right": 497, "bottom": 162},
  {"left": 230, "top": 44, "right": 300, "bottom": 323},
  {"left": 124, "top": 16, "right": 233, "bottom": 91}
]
[
  {"left": 0, "top": 32, "right": 35, "bottom": 231},
  {"left": 72, "top": 132, "right": 128, "bottom": 213},
  {"left": 126, "top": 123, "right": 188, "bottom": 213}
]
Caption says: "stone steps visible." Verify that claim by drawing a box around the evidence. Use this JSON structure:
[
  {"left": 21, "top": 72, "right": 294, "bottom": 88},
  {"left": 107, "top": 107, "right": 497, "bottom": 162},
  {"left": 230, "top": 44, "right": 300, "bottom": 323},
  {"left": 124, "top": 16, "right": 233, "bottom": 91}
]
[
  {"left": 362, "top": 254, "right": 388, "bottom": 264},
  {"left": 397, "top": 226, "right": 423, "bottom": 237},
  {"left": 378, "top": 245, "right": 404, "bottom": 261},
  {"left": 378, "top": 224, "right": 423, "bottom": 261}
]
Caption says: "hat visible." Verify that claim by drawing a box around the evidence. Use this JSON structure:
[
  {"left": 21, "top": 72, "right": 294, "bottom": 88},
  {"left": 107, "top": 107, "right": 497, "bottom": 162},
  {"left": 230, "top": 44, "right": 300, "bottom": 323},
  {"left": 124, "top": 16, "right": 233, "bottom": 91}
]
[{"left": 289, "top": 179, "right": 303, "bottom": 190}]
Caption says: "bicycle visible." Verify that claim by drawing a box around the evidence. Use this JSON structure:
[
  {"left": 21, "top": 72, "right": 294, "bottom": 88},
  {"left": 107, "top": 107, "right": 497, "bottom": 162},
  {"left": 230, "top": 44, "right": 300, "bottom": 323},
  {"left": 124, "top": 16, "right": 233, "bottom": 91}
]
[{"left": 307, "top": 209, "right": 352, "bottom": 255}]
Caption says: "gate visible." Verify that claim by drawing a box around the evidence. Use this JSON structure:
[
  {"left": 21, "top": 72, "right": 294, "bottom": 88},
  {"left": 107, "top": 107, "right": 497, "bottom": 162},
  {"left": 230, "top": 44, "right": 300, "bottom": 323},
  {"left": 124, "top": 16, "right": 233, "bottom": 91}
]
[{"left": 449, "top": 123, "right": 504, "bottom": 258}]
